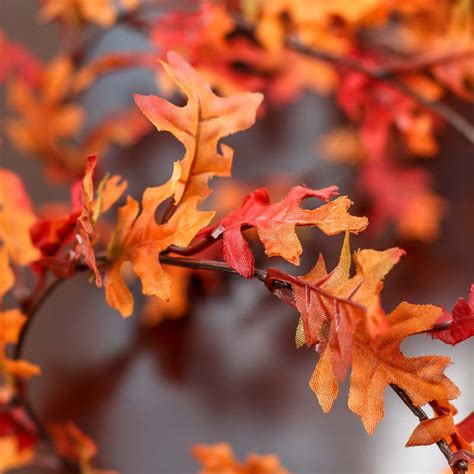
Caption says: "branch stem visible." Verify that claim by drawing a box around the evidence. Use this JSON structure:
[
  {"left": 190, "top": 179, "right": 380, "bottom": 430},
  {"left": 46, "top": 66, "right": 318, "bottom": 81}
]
[
  {"left": 232, "top": 20, "right": 474, "bottom": 144},
  {"left": 13, "top": 253, "right": 464, "bottom": 473},
  {"left": 390, "top": 384, "right": 468, "bottom": 472}
]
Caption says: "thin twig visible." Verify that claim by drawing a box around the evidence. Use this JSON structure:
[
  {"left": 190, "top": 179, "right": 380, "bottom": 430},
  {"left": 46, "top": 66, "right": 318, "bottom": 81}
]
[
  {"left": 158, "top": 255, "right": 464, "bottom": 471},
  {"left": 378, "top": 49, "right": 474, "bottom": 78},
  {"left": 285, "top": 37, "right": 474, "bottom": 144},
  {"left": 159, "top": 254, "right": 267, "bottom": 281},
  {"left": 390, "top": 384, "right": 468, "bottom": 472},
  {"left": 14, "top": 277, "right": 66, "bottom": 361},
  {"left": 13, "top": 252, "right": 462, "bottom": 474},
  {"left": 232, "top": 20, "right": 474, "bottom": 144}
]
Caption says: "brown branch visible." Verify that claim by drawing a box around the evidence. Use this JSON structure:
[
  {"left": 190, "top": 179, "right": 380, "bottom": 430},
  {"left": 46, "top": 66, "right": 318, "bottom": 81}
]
[
  {"left": 379, "top": 49, "right": 474, "bottom": 78},
  {"left": 13, "top": 252, "right": 464, "bottom": 473},
  {"left": 390, "top": 384, "right": 468, "bottom": 473},
  {"left": 284, "top": 37, "right": 474, "bottom": 144},
  {"left": 14, "top": 276, "right": 66, "bottom": 361},
  {"left": 232, "top": 20, "right": 474, "bottom": 144}
]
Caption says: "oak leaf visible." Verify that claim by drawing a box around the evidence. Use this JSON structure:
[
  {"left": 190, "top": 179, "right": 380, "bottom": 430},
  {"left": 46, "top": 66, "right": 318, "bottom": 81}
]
[
  {"left": 200, "top": 186, "right": 367, "bottom": 278},
  {"left": 0, "top": 30, "right": 42, "bottom": 87},
  {"left": 430, "top": 284, "right": 474, "bottom": 345},
  {"left": 49, "top": 422, "right": 97, "bottom": 464},
  {"left": 141, "top": 266, "right": 191, "bottom": 326},
  {"left": 268, "top": 238, "right": 459, "bottom": 433},
  {"left": 345, "top": 303, "right": 460, "bottom": 433},
  {"left": 39, "top": 0, "right": 118, "bottom": 27},
  {"left": 6, "top": 55, "right": 84, "bottom": 178},
  {"left": 406, "top": 415, "right": 455, "bottom": 447},
  {"left": 0, "top": 247, "right": 40, "bottom": 382},
  {"left": 105, "top": 164, "right": 215, "bottom": 317},
  {"left": 361, "top": 162, "right": 445, "bottom": 241},
  {"left": 0, "top": 169, "right": 39, "bottom": 265},
  {"left": 134, "top": 51, "right": 263, "bottom": 205},
  {"left": 428, "top": 400, "right": 474, "bottom": 454},
  {"left": 31, "top": 156, "right": 126, "bottom": 281},
  {"left": 269, "top": 232, "right": 403, "bottom": 380},
  {"left": 77, "top": 155, "right": 127, "bottom": 286},
  {"left": 456, "top": 412, "right": 474, "bottom": 443}
]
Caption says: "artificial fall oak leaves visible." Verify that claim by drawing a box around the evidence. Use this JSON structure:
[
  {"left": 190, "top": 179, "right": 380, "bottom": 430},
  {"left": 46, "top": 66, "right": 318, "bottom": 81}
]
[
  {"left": 134, "top": 51, "right": 264, "bottom": 206},
  {"left": 268, "top": 235, "right": 461, "bottom": 435},
  {"left": 105, "top": 52, "right": 366, "bottom": 316},
  {"left": 0, "top": 44, "right": 472, "bottom": 472},
  {"left": 105, "top": 163, "right": 215, "bottom": 317},
  {"left": 199, "top": 186, "right": 367, "bottom": 278}
]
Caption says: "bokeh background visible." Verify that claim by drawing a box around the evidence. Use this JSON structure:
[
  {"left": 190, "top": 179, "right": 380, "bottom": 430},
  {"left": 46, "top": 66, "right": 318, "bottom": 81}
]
[{"left": 1, "top": 1, "right": 473, "bottom": 473}]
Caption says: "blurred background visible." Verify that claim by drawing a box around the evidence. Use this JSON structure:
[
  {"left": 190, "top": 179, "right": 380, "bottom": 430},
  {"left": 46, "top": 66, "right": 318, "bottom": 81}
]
[{"left": 0, "top": 1, "right": 473, "bottom": 473}]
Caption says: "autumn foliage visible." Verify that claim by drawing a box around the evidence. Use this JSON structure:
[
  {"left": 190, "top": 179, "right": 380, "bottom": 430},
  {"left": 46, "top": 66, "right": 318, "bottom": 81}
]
[{"left": 0, "top": 1, "right": 473, "bottom": 473}]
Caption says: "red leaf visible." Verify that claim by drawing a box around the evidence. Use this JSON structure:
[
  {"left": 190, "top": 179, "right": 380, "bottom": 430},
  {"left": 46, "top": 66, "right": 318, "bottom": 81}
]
[
  {"left": 200, "top": 185, "right": 367, "bottom": 278},
  {"left": 430, "top": 284, "right": 474, "bottom": 345},
  {"left": 456, "top": 412, "right": 474, "bottom": 443}
]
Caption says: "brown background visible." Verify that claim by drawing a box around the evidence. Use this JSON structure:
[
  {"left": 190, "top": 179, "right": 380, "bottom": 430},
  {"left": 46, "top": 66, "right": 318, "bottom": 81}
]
[{"left": 1, "top": 1, "right": 473, "bottom": 473}]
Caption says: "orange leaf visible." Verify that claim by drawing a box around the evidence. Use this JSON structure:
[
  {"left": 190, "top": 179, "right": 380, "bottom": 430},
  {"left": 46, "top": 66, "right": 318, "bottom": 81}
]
[
  {"left": 105, "top": 164, "right": 215, "bottom": 317},
  {"left": 77, "top": 155, "right": 127, "bottom": 286},
  {"left": 0, "top": 169, "right": 39, "bottom": 265},
  {"left": 347, "top": 303, "right": 460, "bottom": 434},
  {"left": 0, "top": 436, "right": 35, "bottom": 471},
  {"left": 269, "top": 237, "right": 459, "bottom": 434},
  {"left": 406, "top": 415, "right": 456, "bottom": 447},
  {"left": 0, "top": 247, "right": 40, "bottom": 382},
  {"left": 289, "top": 233, "right": 402, "bottom": 379},
  {"left": 142, "top": 266, "right": 191, "bottom": 326},
  {"left": 134, "top": 51, "right": 263, "bottom": 205},
  {"left": 49, "top": 422, "right": 97, "bottom": 463},
  {"left": 192, "top": 443, "right": 290, "bottom": 474},
  {"left": 0, "top": 309, "right": 41, "bottom": 379},
  {"left": 39, "top": 0, "right": 118, "bottom": 27},
  {"left": 0, "top": 246, "right": 14, "bottom": 298}
]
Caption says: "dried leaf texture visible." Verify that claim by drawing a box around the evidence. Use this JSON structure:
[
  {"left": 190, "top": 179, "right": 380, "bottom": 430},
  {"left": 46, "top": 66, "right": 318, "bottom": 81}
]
[
  {"left": 105, "top": 164, "right": 215, "bottom": 317},
  {"left": 134, "top": 51, "right": 263, "bottom": 205},
  {"left": 202, "top": 186, "right": 368, "bottom": 278}
]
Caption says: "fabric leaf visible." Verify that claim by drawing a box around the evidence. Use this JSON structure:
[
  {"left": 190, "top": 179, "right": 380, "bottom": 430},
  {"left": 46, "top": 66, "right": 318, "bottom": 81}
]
[
  {"left": 192, "top": 443, "right": 289, "bottom": 474},
  {"left": 0, "top": 169, "right": 39, "bottom": 265},
  {"left": 348, "top": 303, "right": 460, "bottom": 434},
  {"left": 201, "top": 186, "right": 367, "bottom": 278},
  {"left": 430, "top": 284, "right": 474, "bottom": 345},
  {"left": 275, "top": 233, "right": 403, "bottom": 381},
  {"left": 134, "top": 51, "right": 263, "bottom": 205},
  {"left": 77, "top": 155, "right": 127, "bottom": 286},
  {"left": 105, "top": 164, "right": 215, "bottom": 317},
  {"left": 406, "top": 415, "right": 456, "bottom": 447}
]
